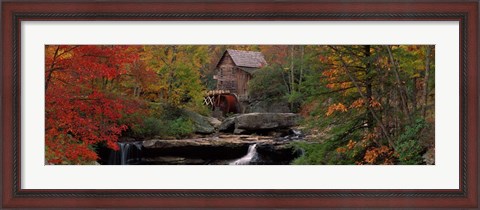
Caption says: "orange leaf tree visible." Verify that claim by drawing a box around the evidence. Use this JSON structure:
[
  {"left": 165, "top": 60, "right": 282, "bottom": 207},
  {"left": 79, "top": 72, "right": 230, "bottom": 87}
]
[{"left": 45, "top": 45, "right": 142, "bottom": 164}]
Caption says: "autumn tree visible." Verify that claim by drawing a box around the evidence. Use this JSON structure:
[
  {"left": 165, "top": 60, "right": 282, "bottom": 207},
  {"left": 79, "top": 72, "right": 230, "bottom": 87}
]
[
  {"left": 142, "top": 46, "right": 207, "bottom": 110},
  {"left": 45, "top": 45, "right": 142, "bottom": 164},
  {"left": 44, "top": 44, "right": 434, "bottom": 165},
  {"left": 294, "top": 45, "right": 435, "bottom": 165}
]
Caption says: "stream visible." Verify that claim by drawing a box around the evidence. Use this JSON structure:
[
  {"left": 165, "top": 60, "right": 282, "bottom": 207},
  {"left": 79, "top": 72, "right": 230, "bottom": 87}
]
[
  {"left": 229, "top": 144, "right": 258, "bottom": 165},
  {"left": 98, "top": 131, "right": 304, "bottom": 165}
]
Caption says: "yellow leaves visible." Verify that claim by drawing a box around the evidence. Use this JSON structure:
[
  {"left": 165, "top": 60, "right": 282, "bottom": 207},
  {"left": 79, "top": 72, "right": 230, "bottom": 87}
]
[
  {"left": 363, "top": 149, "right": 378, "bottom": 164},
  {"left": 336, "top": 140, "right": 356, "bottom": 154},
  {"left": 326, "top": 103, "right": 348, "bottom": 116},
  {"left": 339, "top": 82, "right": 350, "bottom": 89},
  {"left": 411, "top": 73, "right": 421, "bottom": 78},
  {"left": 347, "top": 140, "right": 356, "bottom": 150},
  {"left": 363, "top": 146, "right": 394, "bottom": 164},
  {"left": 370, "top": 101, "right": 381, "bottom": 108},
  {"left": 349, "top": 98, "right": 364, "bottom": 109},
  {"left": 378, "top": 145, "right": 391, "bottom": 154},
  {"left": 326, "top": 83, "right": 336, "bottom": 89},
  {"left": 347, "top": 97, "right": 381, "bottom": 109},
  {"left": 319, "top": 55, "right": 327, "bottom": 62},
  {"left": 336, "top": 147, "right": 347, "bottom": 153},
  {"left": 322, "top": 69, "right": 344, "bottom": 89},
  {"left": 363, "top": 132, "right": 379, "bottom": 141},
  {"left": 322, "top": 69, "right": 338, "bottom": 77},
  {"left": 369, "top": 98, "right": 382, "bottom": 108}
]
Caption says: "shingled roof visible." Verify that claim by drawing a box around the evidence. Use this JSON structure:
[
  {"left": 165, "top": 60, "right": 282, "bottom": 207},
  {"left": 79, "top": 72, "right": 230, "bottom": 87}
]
[{"left": 223, "top": 49, "right": 267, "bottom": 68}]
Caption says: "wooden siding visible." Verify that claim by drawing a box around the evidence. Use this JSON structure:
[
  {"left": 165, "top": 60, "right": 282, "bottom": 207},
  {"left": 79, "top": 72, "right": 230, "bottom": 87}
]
[
  {"left": 235, "top": 68, "right": 250, "bottom": 98},
  {"left": 216, "top": 52, "right": 237, "bottom": 92},
  {"left": 214, "top": 51, "right": 259, "bottom": 99}
]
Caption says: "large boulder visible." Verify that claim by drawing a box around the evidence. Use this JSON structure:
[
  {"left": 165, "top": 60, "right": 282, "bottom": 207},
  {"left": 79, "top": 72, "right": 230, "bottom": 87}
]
[
  {"left": 182, "top": 110, "right": 215, "bottom": 134},
  {"left": 207, "top": 117, "right": 222, "bottom": 129},
  {"left": 218, "top": 116, "right": 236, "bottom": 132},
  {"left": 234, "top": 113, "right": 300, "bottom": 131}
]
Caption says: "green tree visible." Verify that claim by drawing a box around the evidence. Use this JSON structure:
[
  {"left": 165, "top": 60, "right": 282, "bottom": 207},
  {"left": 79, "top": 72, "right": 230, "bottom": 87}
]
[
  {"left": 143, "top": 46, "right": 208, "bottom": 109},
  {"left": 293, "top": 45, "right": 435, "bottom": 165}
]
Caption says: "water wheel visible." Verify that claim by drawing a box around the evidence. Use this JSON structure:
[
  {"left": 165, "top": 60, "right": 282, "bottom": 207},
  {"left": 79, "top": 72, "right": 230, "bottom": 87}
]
[{"left": 204, "top": 91, "right": 240, "bottom": 115}]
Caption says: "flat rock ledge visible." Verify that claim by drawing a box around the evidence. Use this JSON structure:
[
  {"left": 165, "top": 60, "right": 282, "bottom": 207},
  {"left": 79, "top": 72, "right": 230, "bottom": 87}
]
[{"left": 141, "top": 135, "right": 302, "bottom": 164}]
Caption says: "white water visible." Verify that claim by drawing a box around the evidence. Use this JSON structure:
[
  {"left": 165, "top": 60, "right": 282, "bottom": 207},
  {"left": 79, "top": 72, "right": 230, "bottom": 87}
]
[
  {"left": 118, "top": 142, "right": 143, "bottom": 165},
  {"left": 230, "top": 144, "right": 258, "bottom": 165},
  {"left": 292, "top": 129, "right": 302, "bottom": 135},
  {"left": 119, "top": 142, "right": 129, "bottom": 165}
]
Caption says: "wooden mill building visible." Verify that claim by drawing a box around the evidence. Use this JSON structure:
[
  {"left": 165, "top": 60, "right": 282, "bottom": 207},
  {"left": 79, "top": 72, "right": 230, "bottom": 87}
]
[{"left": 213, "top": 49, "right": 267, "bottom": 100}]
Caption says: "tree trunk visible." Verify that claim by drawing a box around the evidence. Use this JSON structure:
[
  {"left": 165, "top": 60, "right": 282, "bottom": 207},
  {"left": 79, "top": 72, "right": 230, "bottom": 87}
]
[
  {"left": 364, "top": 45, "right": 374, "bottom": 130},
  {"left": 412, "top": 77, "right": 417, "bottom": 110},
  {"left": 45, "top": 46, "right": 60, "bottom": 92},
  {"left": 385, "top": 46, "right": 412, "bottom": 123},
  {"left": 167, "top": 46, "right": 177, "bottom": 102},
  {"left": 422, "top": 46, "right": 432, "bottom": 118},
  {"left": 338, "top": 56, "right": 394, "bottom": 148},
  {"left": 299, "top": 45, "right": 304, "bottom": 88}
]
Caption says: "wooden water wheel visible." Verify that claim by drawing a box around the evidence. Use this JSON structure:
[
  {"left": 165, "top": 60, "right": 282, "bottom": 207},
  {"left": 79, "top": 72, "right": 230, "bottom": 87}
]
[{"left": 203, "top": 90, "right": 240, "bottom": 115}]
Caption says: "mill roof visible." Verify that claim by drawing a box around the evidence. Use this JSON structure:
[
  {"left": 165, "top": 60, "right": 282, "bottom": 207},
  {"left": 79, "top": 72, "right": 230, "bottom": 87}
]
[{"left": 218, "top": 49, "right": 267, "bottom": 69}]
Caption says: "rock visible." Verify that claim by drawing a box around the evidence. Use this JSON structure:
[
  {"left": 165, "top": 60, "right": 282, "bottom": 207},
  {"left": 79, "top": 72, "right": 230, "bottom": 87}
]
[
  {"left": 207, "top": 117, "right": 222, "bottom": 129},
  {"left": 211, "top": 108, "right": 224, "bottom": 120},
  {"left": 141, "top": 135, "right": 304, "bottom": 164},
  {"left": 253, "top": 142, "right": 303, "bottom": 165},
  {"left": 142, "top": 156, "right": 206, "bottom": 165},
  {"left": 234, "top": 113, "right": 300, "bottom": 131},
  {"left": 118, "top": 136, "right": 136, "bottom": 142},
  {"left": 238, "top": 135, "right": 251, "bottom": 138},
  {"left": 194, "top": 123, "right": 215, "bottom": 134},
  {"left": 182, "top": 110, "right": 215, "bottom": 134},
  {"left": 233, "top": 128, "right": 248, "bottom": 134},
  {"left": 265, "top": 129, "right": 291, "bottom": 138},
  {"left": 218, "top": 116, "right": 236, "bottom": 132},
  {"left": 142, "top": 137, "right": 253, "bottom": 160},
  {"left": 422, "top": 148, "right": 435, "bottom": 165},
  {"left": 246, "top": 100, "right": 290, "bottom": 113}
]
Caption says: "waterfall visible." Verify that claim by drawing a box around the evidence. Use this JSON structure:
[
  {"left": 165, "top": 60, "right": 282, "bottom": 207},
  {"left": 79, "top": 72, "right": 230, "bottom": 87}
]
[
  {"left": 108, "top": 142, "right": 142, "bottom": 165},
  {"left": 119, "top": 143, "right": 129, "bottom": 165},
  {"left": 230, "top": 144, "right": 258, "bottom": 165}
]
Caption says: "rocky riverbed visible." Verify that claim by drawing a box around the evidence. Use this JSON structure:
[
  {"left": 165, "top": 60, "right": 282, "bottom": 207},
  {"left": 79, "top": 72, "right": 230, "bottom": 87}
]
[
  {"left": 99, "top": 112, "right": 307, "bottom": 165},
  {"left": 141, "top": 134, "right": 303, "bottom": 164}
]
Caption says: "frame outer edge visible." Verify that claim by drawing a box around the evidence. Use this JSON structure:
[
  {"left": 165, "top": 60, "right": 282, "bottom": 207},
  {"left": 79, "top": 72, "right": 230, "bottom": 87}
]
[
  {"left": 2, "top": 3, "right": 14, "bottom": 208},
  {"left": 2, "top": 1, "right": 479, "bottom": 208}
]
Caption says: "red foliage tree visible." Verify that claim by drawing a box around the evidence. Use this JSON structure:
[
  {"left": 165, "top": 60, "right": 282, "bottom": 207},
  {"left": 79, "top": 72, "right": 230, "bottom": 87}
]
[{"left": 45, "top": 45, "right": 141, "bottom": 164}]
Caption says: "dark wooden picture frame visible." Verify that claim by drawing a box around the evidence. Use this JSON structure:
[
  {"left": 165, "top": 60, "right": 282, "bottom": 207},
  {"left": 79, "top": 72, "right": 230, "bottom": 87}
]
[{"left": 1, "top": 0, "right": 478, "bottom": 208}]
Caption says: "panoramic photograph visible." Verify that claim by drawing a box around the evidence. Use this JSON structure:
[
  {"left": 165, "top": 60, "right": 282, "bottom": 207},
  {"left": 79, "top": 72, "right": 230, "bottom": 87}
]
[{"left": 45, "top": 45, "right": 435, "bottom": 165}]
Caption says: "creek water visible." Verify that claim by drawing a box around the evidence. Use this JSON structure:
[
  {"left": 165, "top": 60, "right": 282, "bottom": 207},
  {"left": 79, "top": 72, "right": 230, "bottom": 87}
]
[
  {"left": 108, "top": 142, "right": 143, "bottom": 165},
  {"left": 99, "top": 130, "right": 304, "bottom": 165},
  {"left": 229, "top": 144, "right": 258, "bottom": 165}
]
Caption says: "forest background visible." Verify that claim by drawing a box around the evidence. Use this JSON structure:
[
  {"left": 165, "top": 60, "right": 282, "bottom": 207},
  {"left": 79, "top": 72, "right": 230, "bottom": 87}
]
[{"left": 45, "top": 45, "right": 435, "bottom": 165}]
